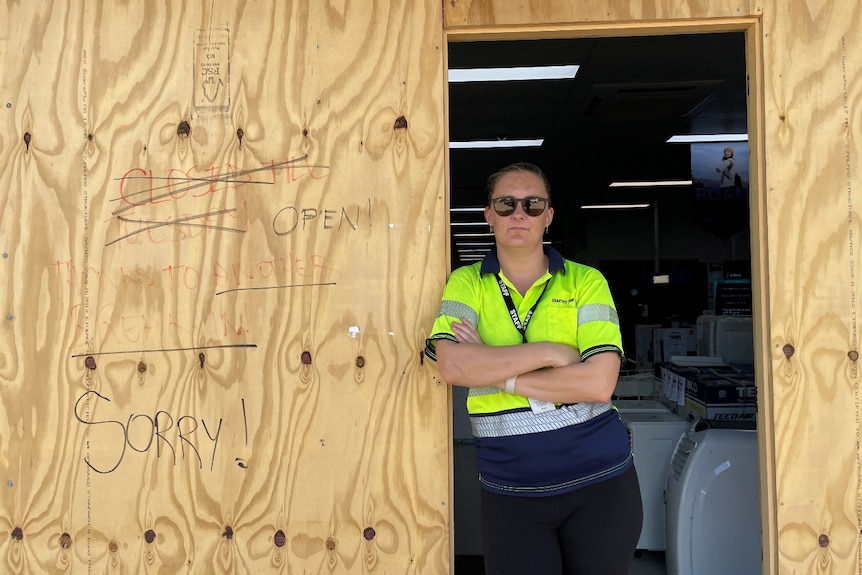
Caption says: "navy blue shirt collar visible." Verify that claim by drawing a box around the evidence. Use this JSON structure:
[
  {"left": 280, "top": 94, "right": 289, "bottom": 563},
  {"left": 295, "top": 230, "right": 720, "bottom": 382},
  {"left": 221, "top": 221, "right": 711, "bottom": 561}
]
[{"left": 479, "top": 245, "right": 566, "bottom": 275}]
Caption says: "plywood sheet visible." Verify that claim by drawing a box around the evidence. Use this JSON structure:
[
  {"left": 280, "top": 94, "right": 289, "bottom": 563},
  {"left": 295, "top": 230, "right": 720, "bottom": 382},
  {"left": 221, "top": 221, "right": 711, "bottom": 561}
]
[
  {"left": 444, "top": 0, "right": 754, "bottom": 28},
  {"left": 0, "top": 1, "right": 450, "bottom": 573}
]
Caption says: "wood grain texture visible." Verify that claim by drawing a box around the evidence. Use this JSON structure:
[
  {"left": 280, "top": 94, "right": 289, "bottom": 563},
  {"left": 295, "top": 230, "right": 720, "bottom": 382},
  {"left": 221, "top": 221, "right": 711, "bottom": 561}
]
[
  {"left": 0, "top": 1, "right": 449, "bottom": 573},
  {"left": 759, "top": 1, "right": 862, "bottom": 572},
  {"left": 444, "top": 0, "right": 754, "bottom": 28}
]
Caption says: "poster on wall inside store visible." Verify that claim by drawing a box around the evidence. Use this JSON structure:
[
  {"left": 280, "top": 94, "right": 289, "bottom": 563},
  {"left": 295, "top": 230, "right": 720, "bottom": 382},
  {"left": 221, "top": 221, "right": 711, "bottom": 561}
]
[{"left": 690, "top": 142, "right": 749, "bottom": 239}]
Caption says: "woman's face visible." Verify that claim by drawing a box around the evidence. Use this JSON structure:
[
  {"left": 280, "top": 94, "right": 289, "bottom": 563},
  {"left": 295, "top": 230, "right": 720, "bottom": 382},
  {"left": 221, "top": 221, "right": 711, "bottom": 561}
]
[{"left": 485, "top": 171, "right": 554, "bottom": 250}]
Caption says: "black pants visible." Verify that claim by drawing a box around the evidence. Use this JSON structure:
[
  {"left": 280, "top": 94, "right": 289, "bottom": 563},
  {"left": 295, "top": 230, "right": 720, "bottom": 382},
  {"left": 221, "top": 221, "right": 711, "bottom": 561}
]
[{"left": 480, "top": 466, "right": 643, "bottom": 575}]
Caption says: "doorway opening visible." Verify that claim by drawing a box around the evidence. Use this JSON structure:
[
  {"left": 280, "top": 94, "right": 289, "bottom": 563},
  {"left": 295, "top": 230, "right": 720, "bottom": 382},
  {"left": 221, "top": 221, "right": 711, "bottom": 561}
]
[{"left": 446, "top": 30, "right": 760, "bottom": 574}]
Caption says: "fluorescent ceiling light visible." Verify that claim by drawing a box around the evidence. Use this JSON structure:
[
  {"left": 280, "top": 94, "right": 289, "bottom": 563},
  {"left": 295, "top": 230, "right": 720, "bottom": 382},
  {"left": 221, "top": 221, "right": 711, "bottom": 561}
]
[
  {"left": 454, "top": 241, "right": 495, "bottom": 247},
  {"left": 449, "top": 65, "right": 579, "bottom": 83},
  {"left": 652, "top": 274, "right": 671, "bottom": 285},
  {"left": 449, "top": 139, "right": 544, "bottom": 149},
  {"left": 450, "top": 221, "right": 490, "bottom": 227},
  {"left": 453, "top": 232, "right": 495, "bottom": 238},
  {"left": 609, "top": 180, "right": 692, "bottom": 188},
  {"left": 666, "top": 133, "right": 748, "bottom": 143},
  {"left": 580, "top": 203, "right": 651, "bottom": 210},
  {"left": 450, "top": 206, "right": 486, "bottom": 213}
]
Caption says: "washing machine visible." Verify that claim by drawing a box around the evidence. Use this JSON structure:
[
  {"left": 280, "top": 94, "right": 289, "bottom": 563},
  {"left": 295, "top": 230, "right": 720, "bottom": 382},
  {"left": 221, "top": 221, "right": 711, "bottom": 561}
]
[
  {"left": 620, "top": 410, "right": 689, "bottom": 551},
  {"left": 665, "top": 419, "right": 760, "bottom": 575}
]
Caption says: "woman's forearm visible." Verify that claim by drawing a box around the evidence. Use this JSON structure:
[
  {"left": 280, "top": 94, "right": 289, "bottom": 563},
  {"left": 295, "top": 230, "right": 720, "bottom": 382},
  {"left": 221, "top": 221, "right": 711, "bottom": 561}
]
[
  {"left": 434, "top": 339, "right": 577, "bottom": 387},
  {"left": 505, "top": 352, "right": 621, "bottom": 403}
]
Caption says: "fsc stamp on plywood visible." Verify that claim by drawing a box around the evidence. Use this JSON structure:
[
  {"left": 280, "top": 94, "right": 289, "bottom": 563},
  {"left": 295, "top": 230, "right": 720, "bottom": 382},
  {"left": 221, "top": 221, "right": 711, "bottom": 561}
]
[{"left": 194, "top": 26, "right": 230, "bottom": 115}]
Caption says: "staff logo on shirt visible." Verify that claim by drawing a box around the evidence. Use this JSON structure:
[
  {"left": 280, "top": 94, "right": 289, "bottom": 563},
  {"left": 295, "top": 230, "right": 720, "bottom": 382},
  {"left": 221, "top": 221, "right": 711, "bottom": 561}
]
[{"left": 551, "top": 297, "right": 576, "bottom": 304}]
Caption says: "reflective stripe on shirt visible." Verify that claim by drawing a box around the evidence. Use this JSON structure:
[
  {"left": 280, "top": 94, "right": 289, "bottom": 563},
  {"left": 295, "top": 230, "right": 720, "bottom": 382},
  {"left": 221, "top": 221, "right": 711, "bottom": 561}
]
[{"left": 471, "top": 401, "right": 613, "bottom": 438}]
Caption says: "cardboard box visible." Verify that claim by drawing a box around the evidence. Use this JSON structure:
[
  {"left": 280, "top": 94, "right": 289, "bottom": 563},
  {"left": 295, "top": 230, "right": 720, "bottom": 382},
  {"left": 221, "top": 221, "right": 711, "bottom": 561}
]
[
  {"left": 683, "top": 373, "right": 756, "bottom": 422},
  {"left": 659, "top": 363, "right": 757, "bottom": 422},
  {"left": 652, "top": 328, "right": 697, "bottom": 364}
]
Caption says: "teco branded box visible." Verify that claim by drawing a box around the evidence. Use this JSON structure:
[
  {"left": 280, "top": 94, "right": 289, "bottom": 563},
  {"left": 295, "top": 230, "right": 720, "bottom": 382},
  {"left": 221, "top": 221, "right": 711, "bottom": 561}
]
[{"left": 682, "top": 375, "right": 757, "bottom": 422}]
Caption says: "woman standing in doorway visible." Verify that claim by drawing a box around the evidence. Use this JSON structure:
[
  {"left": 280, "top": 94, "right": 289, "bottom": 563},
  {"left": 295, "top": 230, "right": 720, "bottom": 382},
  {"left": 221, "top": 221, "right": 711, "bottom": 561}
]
[{"left": 425, "top": 162, "right": 642, "bottom": 575}]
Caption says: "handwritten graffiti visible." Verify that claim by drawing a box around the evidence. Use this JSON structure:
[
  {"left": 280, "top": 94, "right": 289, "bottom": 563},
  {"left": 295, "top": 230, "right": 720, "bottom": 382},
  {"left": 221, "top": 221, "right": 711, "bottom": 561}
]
[
  {"left": 53, "top": 252, "right": 342, "bottom": 296},
  {"left": 112, "top": 157, "right": 329, "bottom": 213},
  {"left": 107, "top": 157, "right": 330, "bottom": 246},
  {"left": 273, "top": 199, "right": 372, "bottom": 235},
  {"left": 74, "top": 390, "right": 239, "bottom": 473}
]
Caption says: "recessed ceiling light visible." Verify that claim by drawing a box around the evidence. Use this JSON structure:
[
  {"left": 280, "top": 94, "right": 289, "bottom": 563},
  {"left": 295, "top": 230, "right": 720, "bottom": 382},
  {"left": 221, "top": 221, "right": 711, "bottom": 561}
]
[
  {"left": 609, "top": 180, "right": 692, "bottom": 188},
  {"left": 448, "top": 65, "right": 579, "bottom": 83},
  {"left": 580, "top": 203, "right": 651, "bottom": 210},
  {"left": 666, "top": 134, "right": 748, "bottom": 143},
  {"left": 449, "top": 139, "right": 544, "bottom": 149}
]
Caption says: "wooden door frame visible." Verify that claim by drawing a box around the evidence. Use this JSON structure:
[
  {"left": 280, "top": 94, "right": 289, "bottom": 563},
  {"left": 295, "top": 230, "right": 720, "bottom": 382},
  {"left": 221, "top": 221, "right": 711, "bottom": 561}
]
[{"left": 442, "top": 17, "right": 775, "bottom": 574}]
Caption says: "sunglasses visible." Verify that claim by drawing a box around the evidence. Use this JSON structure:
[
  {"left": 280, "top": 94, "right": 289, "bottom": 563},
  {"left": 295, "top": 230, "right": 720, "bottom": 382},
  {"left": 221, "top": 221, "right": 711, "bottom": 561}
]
[{"left": 490, "top": 196, "right": 550, "bottom": 217}]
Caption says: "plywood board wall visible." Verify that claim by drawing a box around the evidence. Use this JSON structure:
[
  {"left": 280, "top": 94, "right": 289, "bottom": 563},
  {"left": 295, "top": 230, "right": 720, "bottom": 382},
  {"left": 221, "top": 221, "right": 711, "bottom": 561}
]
[
  {"left": 444, "top": 1, "right": 862, "bottom": 574},
  {"left": 0, "top": 2, "right": 450, "bottom": 573}
]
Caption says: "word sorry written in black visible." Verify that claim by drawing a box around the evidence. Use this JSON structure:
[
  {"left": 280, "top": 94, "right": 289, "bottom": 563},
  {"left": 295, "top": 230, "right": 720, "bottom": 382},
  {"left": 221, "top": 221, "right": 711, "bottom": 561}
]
[{"left": 74, "top": 390, "right": 241, "bottom": 474}]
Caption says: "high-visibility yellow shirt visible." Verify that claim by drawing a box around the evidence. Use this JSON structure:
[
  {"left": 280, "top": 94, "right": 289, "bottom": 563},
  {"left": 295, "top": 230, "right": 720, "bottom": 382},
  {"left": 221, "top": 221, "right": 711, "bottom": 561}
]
[{"left": 425, "top": 246, "right": 632, "bottom": 496}]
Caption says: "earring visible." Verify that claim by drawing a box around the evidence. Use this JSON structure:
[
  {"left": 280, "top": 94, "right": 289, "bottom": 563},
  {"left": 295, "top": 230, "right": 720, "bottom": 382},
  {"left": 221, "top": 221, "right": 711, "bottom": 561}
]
[
  {"left": 545, "top": 227, "right": 549, "bottom": 234},
  {"left": 489, "top": 225, "right": 494, "bottom": 233}
]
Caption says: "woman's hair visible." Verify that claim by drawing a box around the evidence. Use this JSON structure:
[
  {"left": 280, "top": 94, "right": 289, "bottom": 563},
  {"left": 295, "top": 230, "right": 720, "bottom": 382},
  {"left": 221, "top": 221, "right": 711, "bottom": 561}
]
[{"left": 485, "top": 162, "right": 551, "bottom": 203}]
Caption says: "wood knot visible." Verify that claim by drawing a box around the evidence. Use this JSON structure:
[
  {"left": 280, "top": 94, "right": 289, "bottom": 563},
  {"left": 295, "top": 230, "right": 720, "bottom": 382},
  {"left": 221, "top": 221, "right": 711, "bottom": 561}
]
[
  {"left": 137, "top": 361, "right": 147, "bottom": 374},
  {"left": 302, "top": 128, "right": 309, "bottom": 137},
  {"left": 326, "top": 537, "right": 336, "bottom": 551},
  {"left": 849, "top": 350, "right": 859, "bottom": 362},
  {"left": 144, "top": 530, "right": 156, "bottom": 544},
  {"left": 23, "top": 132, "right": 31, "bottom": 150},
  {"left": 393, "top": 116, "right": 408, "bottom": 130},
  {"left": 87, "top": 133, "right": 93, "bottom": 142},
  {"left": 11, "top": 527, "right": 22, "bottom": 541},
  {"left": 177, "top": 121, "right": 191, "bottom": 138},
  {"left": 222, "top": 526, "right": 234, "bottom": 539},
  {"left": 59, "top": 532, "right": 72, "bottom": 549},
  {"left": 301, "top": 351, "right": 312, "bottom": 365},
  {"left": 782, "top": 344, "right": 794, "bottom": 358},
  {"left": 274, "top": 530, "right": 286, "bottom": 547},
  {"left": 363, "top": 527, "right": 376, "bottom": 541},
  {"left": 819, "top": 534, "right": 829, "bottom": 547},
  {"left": 85, "top": 356, "right": 97, "bottom": 370},
  {"left": 108, "top": 540, "right": 119, "bottom": 553},
  {"left": 356, "top": 356, "right": 365, "bottom": 368},
  {"left": 199, "top": 352, "right": 206, "bottom": 369}
]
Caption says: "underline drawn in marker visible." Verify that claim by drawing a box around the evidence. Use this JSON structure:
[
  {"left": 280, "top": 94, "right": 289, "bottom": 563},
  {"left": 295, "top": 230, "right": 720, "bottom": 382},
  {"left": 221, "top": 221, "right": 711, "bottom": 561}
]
[
  {"left": 216, "top": 282, "right": 336, "bottom": 296},
  {"left": 106, "top": 208, "right": 245, "bottom": 247},
  {"left": 71, "top": 343, "right": 257, "bottom": 358}
]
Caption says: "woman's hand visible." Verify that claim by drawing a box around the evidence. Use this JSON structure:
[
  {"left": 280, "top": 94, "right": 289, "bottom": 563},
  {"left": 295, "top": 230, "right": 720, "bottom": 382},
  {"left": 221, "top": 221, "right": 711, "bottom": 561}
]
[{"left": 452, "top": 318, "right": 483, "bottom": 344}]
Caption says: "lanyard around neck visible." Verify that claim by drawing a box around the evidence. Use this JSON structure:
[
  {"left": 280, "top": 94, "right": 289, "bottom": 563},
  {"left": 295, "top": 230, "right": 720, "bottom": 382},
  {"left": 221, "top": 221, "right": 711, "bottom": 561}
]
[{"left": 495, "top": 274, "right": 550, "bottom": 343}]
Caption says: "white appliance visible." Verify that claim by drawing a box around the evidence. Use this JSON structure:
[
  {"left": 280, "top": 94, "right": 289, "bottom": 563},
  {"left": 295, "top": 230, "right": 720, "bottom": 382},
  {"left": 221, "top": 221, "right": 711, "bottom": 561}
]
[
  {"left": 620, "top": 411, "right": 689, "bottom": 551},
  {"left": 695, "top": 315, "right": 754, "bottom": 365},
  {"left": 665, "top": 420, "right": 760, "bottom": 575},
  {"left": 615, "top": 399, "right": 669, "bottom": 413}
]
